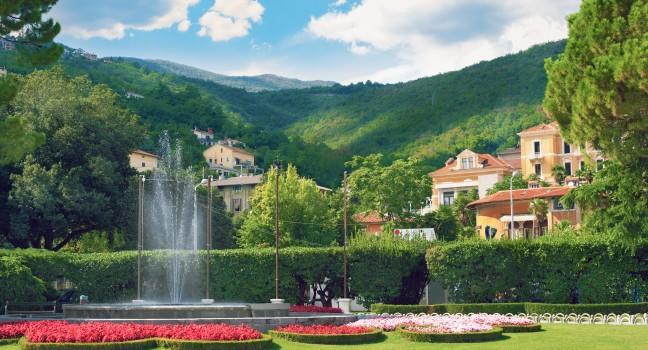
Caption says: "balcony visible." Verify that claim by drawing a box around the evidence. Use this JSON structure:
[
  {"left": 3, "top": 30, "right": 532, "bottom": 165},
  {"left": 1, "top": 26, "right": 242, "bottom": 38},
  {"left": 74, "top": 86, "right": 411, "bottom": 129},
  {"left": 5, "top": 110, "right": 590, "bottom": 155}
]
[{"left": 527, "top": 153, "right": 544, "bottom": 160}]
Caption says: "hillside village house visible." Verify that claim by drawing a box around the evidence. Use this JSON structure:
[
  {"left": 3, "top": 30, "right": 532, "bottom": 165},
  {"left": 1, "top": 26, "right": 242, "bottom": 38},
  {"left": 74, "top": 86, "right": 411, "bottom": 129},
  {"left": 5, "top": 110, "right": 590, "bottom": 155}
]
[
  {"left": 467, "top": 187, "right": 580, "bottom": 240},
  {"left": 203, "top": 140, "right": 255, "bottom": 176},
  {"left": 212, "top": 175, "right": 263, "bottom": 213},
  {"left": 518, "top": 122, "right": 603, "bottom": 183},
  {"left": 193, "top": 127, "right": 215, "bottom": 146},
  {"left": 429, "top": 149, "right": 514, "bottom": 209},
  {"left": 352, "top": 211, "right": 387, "bottom": 235},
  {"left": 129, "top": 149, "right": 159, "bottom": 172}
]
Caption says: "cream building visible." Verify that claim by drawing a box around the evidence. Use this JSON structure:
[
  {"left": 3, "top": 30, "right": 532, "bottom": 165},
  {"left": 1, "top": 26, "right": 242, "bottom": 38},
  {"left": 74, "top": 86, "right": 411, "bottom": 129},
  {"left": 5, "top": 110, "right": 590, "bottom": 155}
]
[
  {"left": 129, "top": 149, "right": 159, "bottom": 172},
  {"left": 518, "top": 122, "right": 603, "bottom": 183},
  {"left": 203, "top": 143, "right": 255, "bottom": 174},
  {"left": 212, "top": 175, "right": 263, "bottom": 214}
]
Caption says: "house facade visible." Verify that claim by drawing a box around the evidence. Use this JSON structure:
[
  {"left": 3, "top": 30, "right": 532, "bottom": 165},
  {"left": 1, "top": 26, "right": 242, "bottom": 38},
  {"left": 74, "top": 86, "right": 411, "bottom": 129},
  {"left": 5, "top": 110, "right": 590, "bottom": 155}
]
[
  {"left": 518, "top": 122, "right": 603, "bottom": 183},
  {"left": 352, "top": 211, "right": 387, "bottom": 235},
  {"left": 129, "top": 149, "right": 159, "bottom": 172},
  {"left": 429, "top": 149, "right": 514, "bottom": 209},
  {"left": 467, "top": 187, "right": 580, "bottom": 240},
  {"left": 193, "top": 127, "right": 215, "bottom": 146},
  {"left": 212, "top": 175, "right": 263, "bottom": 214},
  {"left": 203, "top": 142, "right": 255, "bottom": 175}
]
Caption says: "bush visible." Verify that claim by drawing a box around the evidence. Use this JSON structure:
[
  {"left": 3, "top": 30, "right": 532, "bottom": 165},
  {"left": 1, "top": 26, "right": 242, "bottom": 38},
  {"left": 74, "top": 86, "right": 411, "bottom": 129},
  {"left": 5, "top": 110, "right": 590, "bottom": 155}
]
[
  {"left": 0, "top": 256, "right": 46, "bottom": 302},
  {"left": 426, "top": 237, "right": 648, "bottom": 303},
  {"left": 500, "top": 324, "right": 541, "bottom": 333},
  {"left": 19, "top": 337, "right": 273, "bottom": 350},
  {"left": 524, "top": 302, "right": 648, "bottom": 315},
  {"left": 19, "top": 338, "right": 158, "bottom": 350},
  {"left": 370, "top": 303, "right": 429, "bottom": 314},
  {"left": 397, "top": 326, "right": 503, "bottom": 343},
  {"left": 269, "top": 329, "right": 382, "bottom": 345},
  {"left": 349, "top": 235, "right": 431, "bottom": 308},
  {"left": 431, "top": 303, "right": 526, "bottom": 314}
]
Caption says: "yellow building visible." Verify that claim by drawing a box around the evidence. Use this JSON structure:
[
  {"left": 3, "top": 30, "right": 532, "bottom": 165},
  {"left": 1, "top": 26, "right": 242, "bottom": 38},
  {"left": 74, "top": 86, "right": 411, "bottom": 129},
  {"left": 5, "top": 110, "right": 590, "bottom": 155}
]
[
  {"left": 203, "top": 143, "right": 255, "bottom": 174},
  {"left": 129, "top": 149, "right": 159, "bottom": 172},
  {"left": 467, "top": 187, "right": 581, "bottom": 240},
  {"left": 212, "top": 175, "right": 263, "bottom": 214},
  {"left": 518, "top": 122, "right": 603, "bottom": 183},
  {"left": 429, "top": 149, "right": 514, "bottom": 209}
]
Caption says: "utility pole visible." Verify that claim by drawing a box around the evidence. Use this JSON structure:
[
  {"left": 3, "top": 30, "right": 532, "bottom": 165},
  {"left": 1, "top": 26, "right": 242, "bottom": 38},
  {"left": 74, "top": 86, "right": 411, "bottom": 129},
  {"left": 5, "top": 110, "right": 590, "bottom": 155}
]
[
  {"left": 343, "top": 171, "right": 349, "bottom": 299},
  {"left": 273, "top": 160, "right": 281, "bottom": 302}
]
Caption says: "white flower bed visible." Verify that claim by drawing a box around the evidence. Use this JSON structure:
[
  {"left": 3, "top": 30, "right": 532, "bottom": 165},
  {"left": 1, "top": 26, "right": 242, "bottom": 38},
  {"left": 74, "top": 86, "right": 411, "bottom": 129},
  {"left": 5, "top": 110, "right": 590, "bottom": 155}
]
[{"left": 348, "top": 314, "right": 534, "bottom": 333}]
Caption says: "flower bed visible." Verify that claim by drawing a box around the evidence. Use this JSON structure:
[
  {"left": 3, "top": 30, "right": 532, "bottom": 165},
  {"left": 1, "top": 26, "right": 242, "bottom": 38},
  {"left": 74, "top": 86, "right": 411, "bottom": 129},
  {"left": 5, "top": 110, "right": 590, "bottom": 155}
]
[
  {"left": 269, "top": 324, "right": 382, "bottom": 345},
  {"left": 349, "top": 314, "right": 539, "bottom": 333},
  {"left": 0, "top": 321, "right": 272, "bottom": 349},
  {"left": 288, "top": 305, "right": 342, "bottom": 313},
  {"left": 397, "top": 325, "right": 504, "bottom": 343}
]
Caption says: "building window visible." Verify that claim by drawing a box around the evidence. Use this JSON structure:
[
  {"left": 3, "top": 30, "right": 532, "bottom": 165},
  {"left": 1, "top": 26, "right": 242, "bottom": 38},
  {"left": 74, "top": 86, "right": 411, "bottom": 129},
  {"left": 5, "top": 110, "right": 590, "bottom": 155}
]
[
  {"left": 209, "top": 158, "right": 212, "bottom": 163},
  {"left": 533, "top": 141, "right": 541, "bottom": 154},
  {"left": 461, "top": 157, "right": 474, "bottom": 169},
  {"left": 233, "top": 185, "right": 242, "bottom": 193},
  {"left": 563, "top": 142, "right": 571, "bottom": 154},
  {"left": 580, "top": 161, "right": 585, "bottom": 170},
  {"left": 534, "top": 163, "right": 542, "bottom": 176},
  {"left": 232, "top": 198, "right": 242, "bottom": 212},
  {"left": 552, "top": 197, "right": 574, "bottom": 210},
  {"left": 141, "top": 162, "right": 146, "bottom": 167},
  {"left": 564, "top": 161, "right": 572, "bottom": 176},
  {"left": 442, "top": 192, "right": 455, "bottom": 206}
]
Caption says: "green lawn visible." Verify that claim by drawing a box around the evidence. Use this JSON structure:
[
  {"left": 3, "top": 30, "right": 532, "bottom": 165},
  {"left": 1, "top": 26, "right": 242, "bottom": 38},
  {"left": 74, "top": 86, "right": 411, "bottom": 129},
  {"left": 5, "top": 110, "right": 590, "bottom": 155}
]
[{"left": 2, "top": 324, "right": 647, "bottom": 349}]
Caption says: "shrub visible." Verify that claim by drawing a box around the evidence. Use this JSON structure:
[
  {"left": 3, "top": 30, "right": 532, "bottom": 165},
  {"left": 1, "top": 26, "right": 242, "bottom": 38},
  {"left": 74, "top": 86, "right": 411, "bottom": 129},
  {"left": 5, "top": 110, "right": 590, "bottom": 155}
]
[
  {"left": 524, "top": 302, "right": 648, "bottom": 315},
  {"left": 370, "top": 303, "right": 429, "bottom": 314},
  {"left": 431, "top": 303, "right": 527, "bottom": 314},
  {"left": 269, "top": 325, "right": 382, "bottom": 345},
  {"left": 397, "top": 326, "right": 504, "bottom": 343},
  {"left": 426, "top": 237, "right": 648, "bottom": 303},
  {"left": 288, "top": 305, "right": 342, "bottom": 313},
  {"left": 499, "top": 324, "right": 542, "bottom": 333},
  {"left": 0, "top": 256, "right": 46, "bottom": 302}
]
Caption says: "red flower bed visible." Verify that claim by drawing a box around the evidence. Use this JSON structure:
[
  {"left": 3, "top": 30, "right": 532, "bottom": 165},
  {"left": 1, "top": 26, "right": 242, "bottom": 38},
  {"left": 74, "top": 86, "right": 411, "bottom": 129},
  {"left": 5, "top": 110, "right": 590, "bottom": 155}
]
[
  {"left": 0, "top": 321, "right": 262, "bottom": 343},
  {"left": 274, "top": 324, "right": 373, "bottom": 335},
  {"left": 289, "top": 305, "right": 342, "bottom": 313}
]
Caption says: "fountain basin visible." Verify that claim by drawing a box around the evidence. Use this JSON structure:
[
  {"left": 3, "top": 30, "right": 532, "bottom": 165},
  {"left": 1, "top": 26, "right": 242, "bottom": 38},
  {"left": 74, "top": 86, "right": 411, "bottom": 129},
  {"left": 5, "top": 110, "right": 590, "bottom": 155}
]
[{"left": 63, "top": 303, "right": 289, "bottom": 319}]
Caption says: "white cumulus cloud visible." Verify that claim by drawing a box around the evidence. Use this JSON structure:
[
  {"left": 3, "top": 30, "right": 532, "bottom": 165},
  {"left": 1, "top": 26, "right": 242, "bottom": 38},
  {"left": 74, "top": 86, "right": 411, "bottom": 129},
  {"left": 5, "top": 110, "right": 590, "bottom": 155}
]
[
  {"left": 197, "top": 0, "right": 264, "bottom": 42},
  {"left": 307, "top": 0, "right": 580, "bottom": 83},
  {"left": 51, "top": 0, "right": 199, "bottom": 40}
]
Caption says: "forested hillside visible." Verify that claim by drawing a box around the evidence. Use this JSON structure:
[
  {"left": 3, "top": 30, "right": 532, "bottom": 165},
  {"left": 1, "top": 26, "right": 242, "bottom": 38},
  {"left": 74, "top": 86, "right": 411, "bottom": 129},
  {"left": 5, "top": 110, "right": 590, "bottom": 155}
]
[{"left": 0, "top": 40, "right": 564, "bottom": 185}]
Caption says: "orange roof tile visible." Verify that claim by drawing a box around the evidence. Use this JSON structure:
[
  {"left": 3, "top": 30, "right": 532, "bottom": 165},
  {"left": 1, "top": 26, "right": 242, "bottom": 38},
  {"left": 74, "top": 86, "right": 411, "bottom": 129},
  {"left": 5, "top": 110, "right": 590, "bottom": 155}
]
[
  {"left": 429, "top": 152, "right": 513, "bottom": 177},
  {"left": 467, "top": 186, "right": 571, "bottom": 208},
  {"left": 518, "top": 121, "right": 560, "bottom": 134},
  {"left": 352, "top": 210, "right": 387, "bottom": 224},
  {"left": 131, "top": 149, "right": 159, "bottom": 158}
]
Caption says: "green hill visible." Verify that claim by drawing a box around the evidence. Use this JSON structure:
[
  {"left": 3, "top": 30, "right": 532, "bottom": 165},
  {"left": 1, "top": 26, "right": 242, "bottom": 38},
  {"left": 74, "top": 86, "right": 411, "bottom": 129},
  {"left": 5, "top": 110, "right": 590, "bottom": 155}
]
[{"left": 0, "top": 40, "right": 564, "bottom": 185}]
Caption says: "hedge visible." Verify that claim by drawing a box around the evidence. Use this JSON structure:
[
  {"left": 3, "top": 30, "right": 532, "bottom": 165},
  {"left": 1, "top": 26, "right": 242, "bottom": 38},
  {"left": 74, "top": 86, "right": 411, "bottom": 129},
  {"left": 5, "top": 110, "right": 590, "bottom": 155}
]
[
  {"left": 0, "top": 338, "right": 20, "bottom": 346},
  {"left": 371, "top": 302, "right": 648, "bottom": 315},
  {"left": 397, "top": 326, "right": 504, "bottom": 343},
  {"left": 268, "top": 329, "right": 382, "bottom": 345},
  {"left": 18, "top": 336, "right": 273, "bottom": 350},
  {"left": 0, "top": 240, "right": 429, "bottom": 306},
  {"left": 500, "top": 324, "right": 542, "bottom": 333},
  {"left": 426, "top": 237, "right": 648, "bottom": 304},
  {"left": 0, "top": 256, "right": 46, "bottom": 303}
]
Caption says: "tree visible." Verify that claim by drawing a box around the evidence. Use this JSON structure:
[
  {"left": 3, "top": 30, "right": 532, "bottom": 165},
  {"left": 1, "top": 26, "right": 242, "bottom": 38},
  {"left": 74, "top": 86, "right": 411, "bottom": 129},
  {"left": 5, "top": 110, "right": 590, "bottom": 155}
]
[
  {"left": 346, "top": 154, "right": 432, "bottom": 221},
  {"left": 452, "top": 189, "right": 478, "bottom": 228},
  {"left": 0, "top": 0, "right": 63, "bottom": 164},
  {"left": 561, "top": 161, "right": 648, "bottom": 239},
  {"left": 551, "top": 165, "right": 567, "bottom": 185},
  {"left": 543, "top": 0, "right": 647, "bottom": 169},
  {"left": 414, "top": 206, "right": 459, "bottom": 241},
  {"left": 5, "top": 68, "right": 142, "bottom": 250},
  {"left": 529, "top": 198, "right": 549, "bottom": 237},
  {"left": 237, "top": 165, "right": 339, "bottom": 247},
  {"left": 196, "top": 186, "right": 234, "bottom": 249},
  {"left": 486, "top": 173, "right": 528, "bottom": 195}
]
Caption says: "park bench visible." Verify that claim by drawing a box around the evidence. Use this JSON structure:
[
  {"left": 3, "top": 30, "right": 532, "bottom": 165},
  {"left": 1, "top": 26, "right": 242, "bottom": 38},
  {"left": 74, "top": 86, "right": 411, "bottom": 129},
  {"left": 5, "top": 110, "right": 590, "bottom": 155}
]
[{"left": 4, "top": 289, "right": 76, "bottom": 318}]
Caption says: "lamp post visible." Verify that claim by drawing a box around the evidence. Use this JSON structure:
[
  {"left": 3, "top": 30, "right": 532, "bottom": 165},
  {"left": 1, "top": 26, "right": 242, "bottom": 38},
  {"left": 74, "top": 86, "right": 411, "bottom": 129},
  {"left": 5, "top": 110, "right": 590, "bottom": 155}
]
[
  {"left": 271, "top": 159, "right": 284, "bottom": 304},
  {"left": 338, "top": 171, "right": 352, "bottom": 314},
  {"left": 510, "top": 170, "right": 519, "bottom": 239}
]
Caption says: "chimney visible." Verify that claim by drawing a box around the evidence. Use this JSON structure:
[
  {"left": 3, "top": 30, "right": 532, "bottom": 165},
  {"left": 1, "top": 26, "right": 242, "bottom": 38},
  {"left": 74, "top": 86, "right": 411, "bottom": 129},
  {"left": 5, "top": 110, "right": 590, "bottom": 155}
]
[
  {"left": 207, "top": 128, "right": 213, "bottom": 135},
  {"left": 445, "top": 157, "right": 455, "bottom": 166}
]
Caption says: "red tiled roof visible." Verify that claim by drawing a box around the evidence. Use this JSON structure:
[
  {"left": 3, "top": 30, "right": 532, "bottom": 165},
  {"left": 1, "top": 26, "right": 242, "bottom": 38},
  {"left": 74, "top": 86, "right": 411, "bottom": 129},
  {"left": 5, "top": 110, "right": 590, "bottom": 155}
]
[
  {"left": 430, "top": 152, "right": 513, "bottom": 177},
  {"left": 518, "top": 121, "right": 560, "bottom": 134},
  {"left": 502, "top": 158, "right": 521, "bottom": 170},
  {"left": 352, "top": 210, "right": 386, "bottom": 224},
  {"left": 467, "top": 186, "right": 571, "bottom": 208}
]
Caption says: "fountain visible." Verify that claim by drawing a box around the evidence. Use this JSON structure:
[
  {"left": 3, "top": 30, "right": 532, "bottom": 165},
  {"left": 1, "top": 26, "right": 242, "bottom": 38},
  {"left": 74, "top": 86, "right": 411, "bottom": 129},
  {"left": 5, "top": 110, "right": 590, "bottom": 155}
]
[{"left": 62, "top": 133, "right": 356, "bottom": 330}]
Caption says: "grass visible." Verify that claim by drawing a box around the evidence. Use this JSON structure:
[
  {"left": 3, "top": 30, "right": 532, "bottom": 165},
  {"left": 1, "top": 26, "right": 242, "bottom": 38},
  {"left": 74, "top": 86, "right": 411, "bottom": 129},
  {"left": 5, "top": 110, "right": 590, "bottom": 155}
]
[{"left": 1, "top": 324, "right": 647, "bottom": 350}]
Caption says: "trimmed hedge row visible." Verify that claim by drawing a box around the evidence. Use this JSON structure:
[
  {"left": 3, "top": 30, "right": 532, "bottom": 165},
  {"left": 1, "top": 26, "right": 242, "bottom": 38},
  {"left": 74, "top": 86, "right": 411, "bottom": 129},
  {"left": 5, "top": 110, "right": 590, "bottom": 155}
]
[
  {"left": 397, "top": 326, "right": 504, "bottom": 343},
  {"left": 18, "top": 336, "right": 273, "bottom": 350},
  {"left": 268, "top": 329, "right": 382, "bottom": 345},
  {"left": 426, "top": 238, "right": 648, "bottom": 303},
  {"left": 0, "top": 338, "right": 20, "bottom": 346},
  {"left": 500, "top": 324, "right": 542, "bottom": 333},
  {"left": 0, "top": 241, "right": 429, "bottom": 306},
  {"left": 371, "top": 302, "right": 648, "bottom": 315}
]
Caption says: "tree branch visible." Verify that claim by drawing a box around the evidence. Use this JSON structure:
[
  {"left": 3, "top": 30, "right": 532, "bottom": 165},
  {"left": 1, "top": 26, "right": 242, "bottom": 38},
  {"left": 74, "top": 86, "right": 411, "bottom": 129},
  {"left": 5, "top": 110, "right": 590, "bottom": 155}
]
[{"left": 52, "top": 224, "right": 97, "bottom": 251}]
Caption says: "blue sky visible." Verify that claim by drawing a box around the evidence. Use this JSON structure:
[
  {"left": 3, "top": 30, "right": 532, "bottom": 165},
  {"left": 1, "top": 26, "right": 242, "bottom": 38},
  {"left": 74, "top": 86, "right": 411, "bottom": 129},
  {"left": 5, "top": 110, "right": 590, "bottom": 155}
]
[{"left": 50, "top": 0, "right": 581, "bottom": 84}]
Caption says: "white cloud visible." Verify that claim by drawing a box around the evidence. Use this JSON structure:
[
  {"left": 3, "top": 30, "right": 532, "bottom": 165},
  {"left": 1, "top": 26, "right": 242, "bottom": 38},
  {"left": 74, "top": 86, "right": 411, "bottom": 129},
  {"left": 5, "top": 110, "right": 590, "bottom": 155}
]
[
  {"left": 308, "top": 0, "right": 580, "bottom": 83},
  {"left": 51, "top": 0, "right": 199, "bottom": 40},
  {"left": 331, "top": 0, "right": 347, "bottom": 7},
  {"left": 197, "top": 0, "right": 264, "bottom": 42}
]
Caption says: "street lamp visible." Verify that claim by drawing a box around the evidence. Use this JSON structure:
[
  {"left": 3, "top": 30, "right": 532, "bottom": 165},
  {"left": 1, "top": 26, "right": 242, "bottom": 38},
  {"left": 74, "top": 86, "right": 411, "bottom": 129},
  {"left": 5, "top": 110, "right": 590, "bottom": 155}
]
[{"left": 510, "top": 170, "right": 519, "bottom": 239}]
